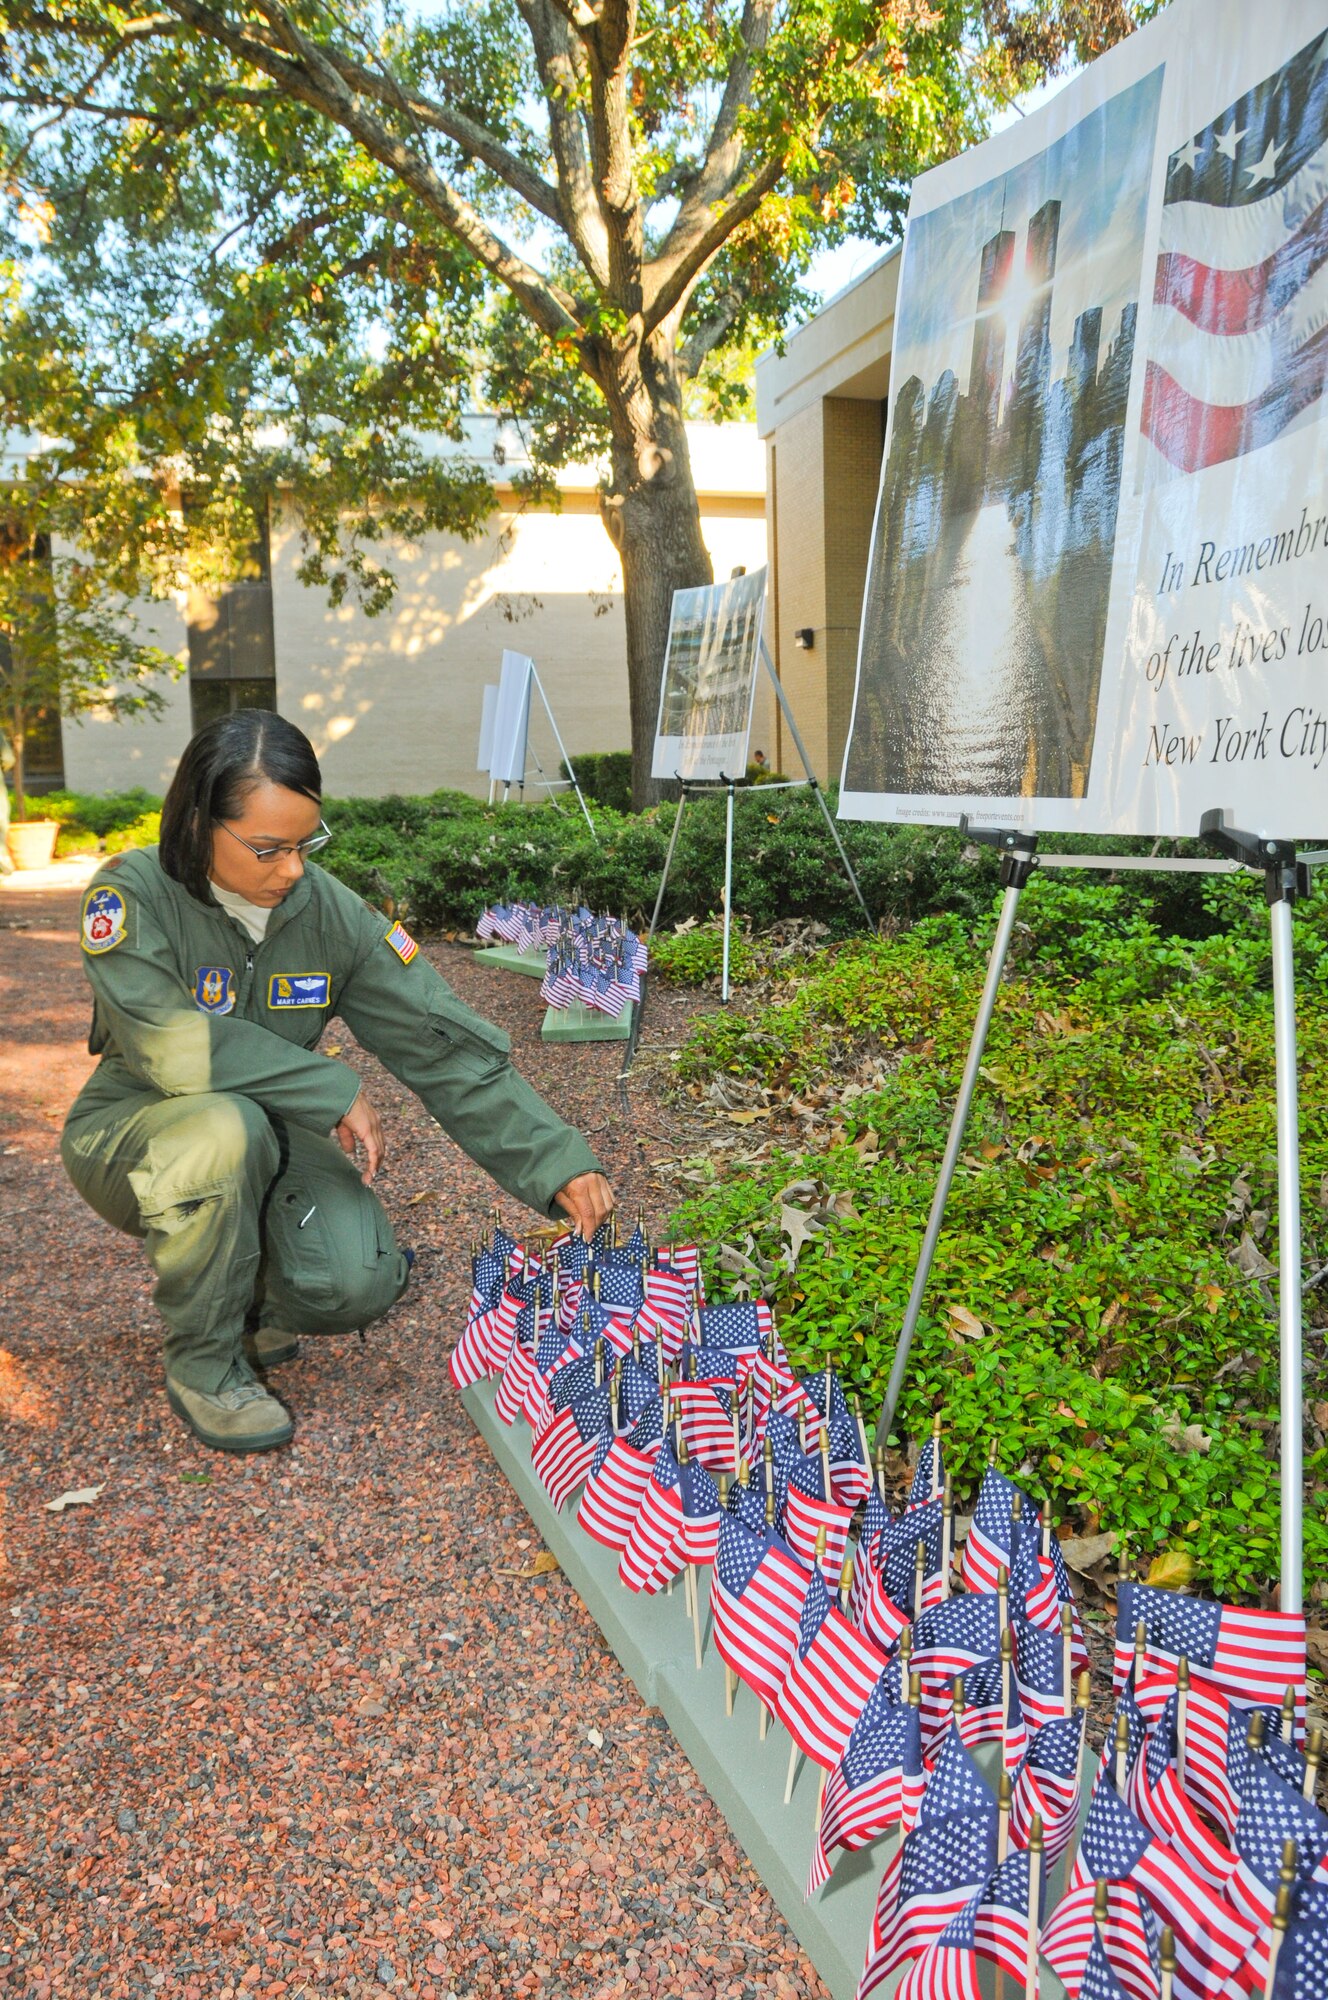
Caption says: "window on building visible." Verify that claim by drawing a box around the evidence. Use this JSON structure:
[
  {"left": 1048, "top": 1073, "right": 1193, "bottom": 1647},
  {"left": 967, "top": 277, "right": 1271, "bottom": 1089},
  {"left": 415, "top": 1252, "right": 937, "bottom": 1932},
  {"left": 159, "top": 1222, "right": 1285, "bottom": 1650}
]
[
  {"left": 0, "top": 532, "right": 66, "bottom": 791},
  {"left": 184, "top": 498, "right": 278, "bottom": 734}
]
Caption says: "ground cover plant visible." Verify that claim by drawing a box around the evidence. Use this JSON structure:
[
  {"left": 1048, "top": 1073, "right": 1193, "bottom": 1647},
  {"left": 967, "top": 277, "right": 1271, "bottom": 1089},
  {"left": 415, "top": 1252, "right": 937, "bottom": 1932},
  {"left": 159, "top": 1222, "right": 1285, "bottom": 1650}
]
[{"left": 655, "top": 869, "right": 1328, "bottom": 1606}]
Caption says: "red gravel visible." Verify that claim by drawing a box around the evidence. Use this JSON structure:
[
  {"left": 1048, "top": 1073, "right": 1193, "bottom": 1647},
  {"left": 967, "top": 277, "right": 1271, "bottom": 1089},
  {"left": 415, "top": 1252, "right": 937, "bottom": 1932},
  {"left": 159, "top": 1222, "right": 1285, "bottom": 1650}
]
[{"left": 0, "top": 882, "right": 829, "bottom": 2000}]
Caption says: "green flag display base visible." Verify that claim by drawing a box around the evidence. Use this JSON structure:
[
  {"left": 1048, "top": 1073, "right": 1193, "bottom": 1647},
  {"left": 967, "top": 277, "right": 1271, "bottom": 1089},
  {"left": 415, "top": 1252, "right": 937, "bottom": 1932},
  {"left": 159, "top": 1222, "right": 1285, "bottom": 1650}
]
[
  {"left": 541, "top": 1000, "right": 634, "bottom": 1043},
  {"left": 462, "top": 1377, "right": 1078, "bottom": 2000},
  {"left": 474, "top": 944, "right": 547, "bottom": 978}
]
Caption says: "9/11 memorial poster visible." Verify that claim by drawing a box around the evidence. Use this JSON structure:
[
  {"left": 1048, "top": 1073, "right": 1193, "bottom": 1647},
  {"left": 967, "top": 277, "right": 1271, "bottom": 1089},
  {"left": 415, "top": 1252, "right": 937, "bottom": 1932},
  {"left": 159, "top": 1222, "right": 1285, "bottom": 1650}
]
[{"left": 838, "top": 0, "right": 1328, "bottom": 838}]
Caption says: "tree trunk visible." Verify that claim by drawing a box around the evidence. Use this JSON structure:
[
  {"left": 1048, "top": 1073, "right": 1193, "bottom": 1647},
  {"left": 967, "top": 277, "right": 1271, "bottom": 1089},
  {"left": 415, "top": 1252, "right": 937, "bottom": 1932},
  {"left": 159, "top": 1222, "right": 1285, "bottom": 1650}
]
[
  {"left": 598, "top": 345, "right": 714, "bottom": 809},
  {"left": 9, "top": 700, "right": 25, "bottom": 824}
]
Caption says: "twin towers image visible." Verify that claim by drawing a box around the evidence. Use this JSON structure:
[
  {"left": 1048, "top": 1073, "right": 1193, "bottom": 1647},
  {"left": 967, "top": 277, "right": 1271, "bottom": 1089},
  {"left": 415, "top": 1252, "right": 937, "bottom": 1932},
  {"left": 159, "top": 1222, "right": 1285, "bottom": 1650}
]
[{"left": 848, "top": 189, "right": 1138, "bottom": 802}]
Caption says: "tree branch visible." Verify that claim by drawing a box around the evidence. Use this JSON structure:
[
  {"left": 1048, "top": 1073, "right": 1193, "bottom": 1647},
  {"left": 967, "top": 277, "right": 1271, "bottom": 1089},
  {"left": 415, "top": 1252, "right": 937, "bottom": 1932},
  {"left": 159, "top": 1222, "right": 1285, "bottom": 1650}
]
[
  {"left": 662, "top": 0, "right": 777, "bottom": 243},
  {"left": 644, "top": 151, "right": 784, "bottom": 334},
  {"left": 515, "top": 0, "right": 610, "bottom": 288},
  {"left": 677, "top": 294, "right": 745, "bottom": 381},
  {"left": 156, "top": 0, "right": 585, "bottom": 345},
  {"left": 301, "top": 43, "right": 567, "bottom": 231}
]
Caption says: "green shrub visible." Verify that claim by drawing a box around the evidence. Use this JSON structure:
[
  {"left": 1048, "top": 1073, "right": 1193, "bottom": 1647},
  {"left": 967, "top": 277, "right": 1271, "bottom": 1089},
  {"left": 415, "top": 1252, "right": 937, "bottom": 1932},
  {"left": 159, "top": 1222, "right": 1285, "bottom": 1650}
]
[
  {"left": 663, "top": 886, "right": 1328, "bottom": 1601},
  {"left": 561, "top": 752, "right": 633, "bottom": 814},
  {"left": 650, "top": 920, "right": 756, "bottom": 987},
  {"left": 39, "top": 787, "right": 163, "bottom": 840},
  {"left": 104, "top": 810, "right": 162, "bottom": 853}
]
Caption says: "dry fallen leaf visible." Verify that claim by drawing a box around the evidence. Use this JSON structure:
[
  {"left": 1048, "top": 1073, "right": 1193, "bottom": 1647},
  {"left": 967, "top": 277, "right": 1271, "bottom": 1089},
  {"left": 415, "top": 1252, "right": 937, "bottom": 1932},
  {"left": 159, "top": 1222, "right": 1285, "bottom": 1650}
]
[
  {"left": 324, "top": 1043, "right": 344, "bottom": 1057},
  {"left": 1146, "top": 1549, "right": 1197, "bottom": 1591},
  {"left": 494, "top": 1550, "right": 560, "bottom": 1581},
  {"left": 946, "top": 1305, "right": 986, "bottom": 1342},
  {"left": 1306, "top": 1627, "right": 1328, "bottom": 1672},
  {"left": 45, "top": 1485, "right": 103, "bottom": 1513},
  {"left": 1058, "top": 1530, "right": 1118, "bottom": 1576},
  {"left": 405, "top": 1190, "right": 438, "bottom": 1206},
  {"left": 725, "top": 1109, "right": 770, "bottom": 1126}
]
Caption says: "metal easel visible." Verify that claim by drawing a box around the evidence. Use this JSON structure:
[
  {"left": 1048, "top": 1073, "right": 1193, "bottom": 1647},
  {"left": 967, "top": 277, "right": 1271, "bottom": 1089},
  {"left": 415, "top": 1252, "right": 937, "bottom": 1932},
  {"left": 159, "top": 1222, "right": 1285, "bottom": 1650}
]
[
  {"left": 873, "top": 812, "right": 1325, "bottom": 1614},
  {"left": 648, "top": 637, "right": 873, "bottom": 1000},
  {"left": 498, "top": 658, "right": 598, "bottom": 840}
]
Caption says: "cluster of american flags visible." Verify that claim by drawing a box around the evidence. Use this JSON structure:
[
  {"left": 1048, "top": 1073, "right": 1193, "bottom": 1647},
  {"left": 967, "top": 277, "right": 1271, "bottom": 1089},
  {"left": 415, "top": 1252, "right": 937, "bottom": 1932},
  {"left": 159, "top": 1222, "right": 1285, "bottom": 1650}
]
[
  {"left": 475, "top": 900, "right": 648, "bottom": 1016},
  {"left": 451, "top": 1216, "right": 1323, "bottom": 2000}
]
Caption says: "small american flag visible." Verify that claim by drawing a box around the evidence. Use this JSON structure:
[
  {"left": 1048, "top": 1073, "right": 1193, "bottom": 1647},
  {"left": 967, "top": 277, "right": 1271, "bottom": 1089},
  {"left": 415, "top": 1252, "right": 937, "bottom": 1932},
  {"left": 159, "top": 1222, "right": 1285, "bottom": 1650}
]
[
  {"left": 1115, "top": 1581, "right": 1307, "bottom": 1721},
  {"left": 809, "top": 1666, "right": 925, "bottom": 1894},
  {"left": 1010, "top": 1710, "right": 1086, "bottom": 1866},
  {"left": 800, "top": 1370, "right": 872, "bottom": 1508},
  {"left": 1012, "top": 1608, "right": 1068, "bottom": 1732},
  {"left": 907, "top": 1429, "right": 945, "bottom": 1511},
  {"left": 616, "top": 1441, "right": 720, "bottom": 1593},
  {"left": 696, "top": 1300, "right": 771, "bottom": 1351},
  {"left": 709, "top": 1514, "right": 809, "bottom": 1709},
  {"left": 1126, "top": 1690, "right": 1241, "bottom": 1898},
  {"left": 493, "top": 1324, "right": 538, "bottom": 1427},
  {"left": 670, "top": 1378, "right": 738, "bottom": 1475},
  {"left": 530, "top": 1383, "right": 612, "bottom": 1510},
  {"left": 577, "top": 1405, "right": 664, "bottom": 1552},
  {"left": 783, "top": 1456, "right": 856, "bottom": 1574},
  {"left": 1227, "top": 1748, "right": 1328, "bottom": 1978},
  {"left": 856, "top": 1808, "right": 998, "bottom": 2000},
  {"left": 1270, "top": 1879, "right": 1328, "bottom": 2000},
  {"left": 1042, "top": 1879, "right": 1162, "bottom": 2000},
  {"left": 895, "top": 1839, "right": 1044, "bottom": 2000},
  {"left": 849, "top": 1539, "right": 911, "bottom": 1659},
  {"left": 951, "top": 1657, "right": 1029, "bottom": 1777},
  {"left": 771, "top": 1567, "right": 886, "bottom": 1771},
  {"left": 1063, "top": 1767, "right": 1258, "bottom": 2000},
  {"left": 880, "top": 1499, "right": 946, "bottom": 1615}
]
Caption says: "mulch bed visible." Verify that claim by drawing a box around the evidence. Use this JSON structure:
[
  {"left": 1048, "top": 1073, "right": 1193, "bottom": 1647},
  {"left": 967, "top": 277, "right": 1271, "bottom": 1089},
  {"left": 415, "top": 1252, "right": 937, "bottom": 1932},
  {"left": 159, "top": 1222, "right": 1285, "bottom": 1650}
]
[{"left": 0, "top": 887, "right": 829, "bottom": 2000}]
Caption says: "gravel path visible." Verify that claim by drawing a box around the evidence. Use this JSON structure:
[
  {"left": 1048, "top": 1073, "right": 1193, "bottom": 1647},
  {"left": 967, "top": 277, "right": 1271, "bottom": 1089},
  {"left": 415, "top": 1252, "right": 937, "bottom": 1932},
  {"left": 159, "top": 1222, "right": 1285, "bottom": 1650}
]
[{"left": 0, "top": 881, "right": 830, "bottom": 2000}]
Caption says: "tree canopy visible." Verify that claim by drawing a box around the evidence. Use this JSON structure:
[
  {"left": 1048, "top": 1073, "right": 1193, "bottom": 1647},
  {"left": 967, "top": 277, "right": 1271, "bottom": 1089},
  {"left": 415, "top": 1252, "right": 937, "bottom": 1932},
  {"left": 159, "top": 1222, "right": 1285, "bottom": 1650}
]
[{"left": 1, "top": 0, "right": 1145, "bottom": 801}]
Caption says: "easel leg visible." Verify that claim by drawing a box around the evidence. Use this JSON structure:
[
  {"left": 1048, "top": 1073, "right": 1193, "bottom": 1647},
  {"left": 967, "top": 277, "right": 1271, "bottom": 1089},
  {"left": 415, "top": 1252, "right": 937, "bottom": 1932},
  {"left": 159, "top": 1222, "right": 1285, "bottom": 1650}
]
[
  {"left": 649, "top": 788, "right": 687, "bottom": 940},
  {"left": 722, "top": 782, "right": 736, "bottom": 1004},
  {"left": 758, "top": 639, "right": 873, "bottom": 930},
  {"left": 876, "top": 862, "right": 1032, "bottom": 1446},
  {"left": 1270, "top": 896, "right": 1304, "bottom": 1614},
  {"left": 529, "top": 662, "right": 598, "bottom": 839}
]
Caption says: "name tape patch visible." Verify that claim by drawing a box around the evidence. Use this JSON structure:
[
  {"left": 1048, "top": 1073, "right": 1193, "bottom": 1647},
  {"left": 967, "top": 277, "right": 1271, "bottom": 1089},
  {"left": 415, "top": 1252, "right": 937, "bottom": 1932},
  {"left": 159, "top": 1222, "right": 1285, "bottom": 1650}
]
[
  {"left": 193, "top": 966, "right": 236, "bottom": 1015},
  {"left": 268, "top": 972, "right": 331, "bottom": 1010},
  {"left": 385, "top": 922, "right": 418, "bottom": 965},
  {"left": 81, "top": 886, "right": 128, "bottom": 955}
]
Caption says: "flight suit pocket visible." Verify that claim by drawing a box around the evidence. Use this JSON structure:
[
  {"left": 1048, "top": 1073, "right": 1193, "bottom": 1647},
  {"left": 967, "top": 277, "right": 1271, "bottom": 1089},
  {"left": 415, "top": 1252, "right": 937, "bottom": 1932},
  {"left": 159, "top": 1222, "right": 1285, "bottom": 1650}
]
[
  {"left": 270, "top": 1181, "right": 344, "bottom": 1311},
  {"left": 427, "top": 992, "right": 511, "bottom": 1076}
]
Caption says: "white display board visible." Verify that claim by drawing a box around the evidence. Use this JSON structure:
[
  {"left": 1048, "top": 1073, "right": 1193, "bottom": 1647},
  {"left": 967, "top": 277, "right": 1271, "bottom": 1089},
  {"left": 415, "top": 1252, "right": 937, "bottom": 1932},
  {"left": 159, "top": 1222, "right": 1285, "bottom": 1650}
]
[
  {"left": 490, "top": 651, "right": 534, "bottom": 788},
  {"left": 476, "top": 683, "right": 499, "bottom": 773},
  {"left": 651, "top": 568, "right": 767, "bottom": 782},
  {"left": 839, "top": 0, "right": 1328, "bottom": 838}
]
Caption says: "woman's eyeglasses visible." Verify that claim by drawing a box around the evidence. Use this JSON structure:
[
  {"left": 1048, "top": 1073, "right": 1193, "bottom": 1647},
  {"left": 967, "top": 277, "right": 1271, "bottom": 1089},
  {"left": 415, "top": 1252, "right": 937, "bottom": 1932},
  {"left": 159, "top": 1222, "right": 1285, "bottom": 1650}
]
[{"left": 217, "top": 818, "right": 333, "bottom": 864}]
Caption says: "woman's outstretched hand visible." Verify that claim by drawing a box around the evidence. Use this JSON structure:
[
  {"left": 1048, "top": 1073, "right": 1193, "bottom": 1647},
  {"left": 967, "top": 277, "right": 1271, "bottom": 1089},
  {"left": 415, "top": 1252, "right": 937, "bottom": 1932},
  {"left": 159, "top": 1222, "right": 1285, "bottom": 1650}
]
[
  {"left": 554, "top": 1171, "right": 616, "bottom": 1240},
  {"left": 335, "top": 1090, "right": 386, "bottom": 1185}
]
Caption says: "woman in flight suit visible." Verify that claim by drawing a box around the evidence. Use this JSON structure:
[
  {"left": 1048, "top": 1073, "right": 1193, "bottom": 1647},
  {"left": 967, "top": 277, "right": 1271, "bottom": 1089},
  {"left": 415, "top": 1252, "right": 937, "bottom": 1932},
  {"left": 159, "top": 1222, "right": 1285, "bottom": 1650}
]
[{"left": 61, "top": 711, "right": 614, "bottom": 1454}]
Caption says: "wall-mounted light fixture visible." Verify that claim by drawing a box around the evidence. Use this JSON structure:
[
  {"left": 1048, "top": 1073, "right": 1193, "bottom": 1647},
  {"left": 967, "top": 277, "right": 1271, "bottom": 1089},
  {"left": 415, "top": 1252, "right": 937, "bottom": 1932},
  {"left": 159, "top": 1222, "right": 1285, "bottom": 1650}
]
[{"left": 793, "top": 627, "right": 815, "bottom": 650}]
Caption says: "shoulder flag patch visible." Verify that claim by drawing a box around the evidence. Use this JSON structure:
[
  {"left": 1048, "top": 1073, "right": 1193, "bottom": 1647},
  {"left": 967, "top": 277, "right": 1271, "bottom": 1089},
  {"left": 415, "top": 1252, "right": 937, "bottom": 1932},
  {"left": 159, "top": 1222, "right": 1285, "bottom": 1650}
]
[
  {"left": 82, "top": 885, "right": 128, "bottom": 955},
  {"left": 385, "top": 922, "right": 418, "bottom": 965}
]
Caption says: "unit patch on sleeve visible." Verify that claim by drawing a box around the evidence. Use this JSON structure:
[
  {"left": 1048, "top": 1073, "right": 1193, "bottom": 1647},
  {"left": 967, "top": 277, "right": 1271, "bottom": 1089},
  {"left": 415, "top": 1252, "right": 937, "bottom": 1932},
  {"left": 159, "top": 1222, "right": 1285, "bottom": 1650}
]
[
  {"left": 385, "top": 922, "right": 419, "bottom": 965},
  {"left": 268, "top": 972, "right": 331, "bottom": 1010},
  {"left": 81, "top": 886, "right": 128, "bottom": 955},
  {"left": 193, "top": 966, "right": 236, "bottom": 1015}
]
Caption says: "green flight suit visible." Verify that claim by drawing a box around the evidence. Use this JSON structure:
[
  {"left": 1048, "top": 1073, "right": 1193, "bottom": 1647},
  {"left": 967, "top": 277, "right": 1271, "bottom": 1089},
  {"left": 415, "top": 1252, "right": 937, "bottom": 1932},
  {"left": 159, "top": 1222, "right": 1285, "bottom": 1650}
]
[{"left": 61, "top": 847, "right": 600, "bottom": 1392}]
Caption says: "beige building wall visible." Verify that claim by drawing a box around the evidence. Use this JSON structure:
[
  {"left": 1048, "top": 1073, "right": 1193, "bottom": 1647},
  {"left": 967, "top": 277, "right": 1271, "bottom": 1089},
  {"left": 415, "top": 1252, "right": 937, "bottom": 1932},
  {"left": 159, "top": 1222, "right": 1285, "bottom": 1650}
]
[
  {"left": 273, "top": 487, "right": 766, "bottom": 798},
  {"left": 756, "top": 249, "right": 899, "bottom": 785},
  {"left": 60, "top": 591, "right": 193, "bottom": 796},
  {"left": 53, "top": 418, "right": 768, "bottom": 799}
]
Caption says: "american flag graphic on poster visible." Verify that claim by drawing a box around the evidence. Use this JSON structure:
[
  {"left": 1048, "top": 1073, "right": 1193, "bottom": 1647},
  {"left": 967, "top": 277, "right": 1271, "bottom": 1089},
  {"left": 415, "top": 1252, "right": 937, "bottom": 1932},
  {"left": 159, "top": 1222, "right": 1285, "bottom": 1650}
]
[{"left": 1141, "top": 28, "right": 1328, "bottom": 479}]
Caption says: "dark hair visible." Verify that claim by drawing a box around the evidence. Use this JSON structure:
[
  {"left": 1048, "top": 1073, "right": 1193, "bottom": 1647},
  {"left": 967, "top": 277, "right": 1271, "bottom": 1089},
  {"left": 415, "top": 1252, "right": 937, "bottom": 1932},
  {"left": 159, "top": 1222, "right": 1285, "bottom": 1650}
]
[{"left": 160, "top": 709, "right": 322, "bottom": 904}]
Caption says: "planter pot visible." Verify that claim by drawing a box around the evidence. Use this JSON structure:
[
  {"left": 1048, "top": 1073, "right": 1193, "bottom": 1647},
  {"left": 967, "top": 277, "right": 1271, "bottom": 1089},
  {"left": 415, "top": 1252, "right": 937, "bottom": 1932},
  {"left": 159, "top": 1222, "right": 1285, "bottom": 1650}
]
[{"left": 6, "top": 819, "right": 60, "bottom": 870}]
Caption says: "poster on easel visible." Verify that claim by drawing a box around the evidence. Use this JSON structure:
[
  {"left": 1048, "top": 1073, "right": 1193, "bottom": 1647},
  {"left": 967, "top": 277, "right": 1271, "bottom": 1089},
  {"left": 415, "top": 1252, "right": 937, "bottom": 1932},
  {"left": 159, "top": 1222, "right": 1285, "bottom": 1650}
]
[
  {"left": 650, "top": 567, "right": 767, "bottom": 782},
  {"left": 476, "top": 683, "right": 499, "bottom": 774},
  {"left": 490, "top": 650, "right": 535, "bottom": 788},
  {"left": 838, "top": 0, "right": 1328, "bottom": 839}
]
